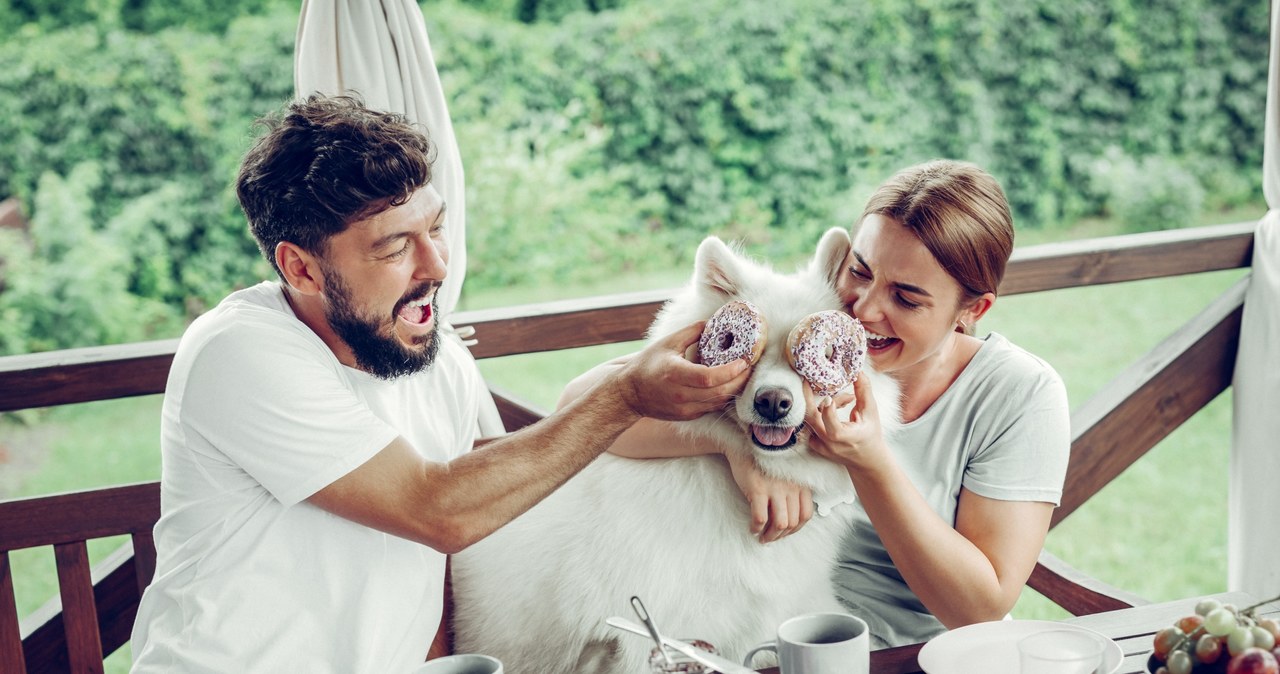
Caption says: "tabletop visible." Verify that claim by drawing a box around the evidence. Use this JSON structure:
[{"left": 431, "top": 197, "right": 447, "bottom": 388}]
[{"left": 756, "top": 591, "right": 1280, "bottom": 674}]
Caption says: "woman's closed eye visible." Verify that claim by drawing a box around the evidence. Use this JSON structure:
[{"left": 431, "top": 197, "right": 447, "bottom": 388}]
[{"left": 895, "top": 294, "right": 922, "bottom": 310}]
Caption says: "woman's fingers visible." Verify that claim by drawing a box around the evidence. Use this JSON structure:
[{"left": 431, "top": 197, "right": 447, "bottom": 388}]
[{"left": 749, "top": 494, "right": 769, "bottom": 536}]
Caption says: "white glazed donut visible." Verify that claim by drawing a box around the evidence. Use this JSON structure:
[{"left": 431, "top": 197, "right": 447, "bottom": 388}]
[
  {"left": 698, "top": 300, "right": 767, "bottom": 367},
  {"left": 785, "top": 311, "right": 867, "bottom": 397}
]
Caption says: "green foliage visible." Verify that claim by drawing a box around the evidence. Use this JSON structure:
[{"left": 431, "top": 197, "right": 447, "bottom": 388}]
[
  {"left": 0, "top": 0, "right": 1270, "bottom": 355},
  {"left": 1090, "top": 148, "right": 1207, "bottom": 233},
  {"left": 0, "top": 10, "right": 294, "bottom": 354},
  {"left": 0, "top": 163, "right": 184, "bottom": 353},
  {"left": 0, "top": 0, "right": 296, "bottom": 34}
]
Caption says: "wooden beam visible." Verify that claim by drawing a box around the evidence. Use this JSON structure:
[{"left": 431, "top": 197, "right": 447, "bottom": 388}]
[
  {"left": 0, "top": 339, "right": 177, "bottom": 412},
  {"left": 0, "top": 483, "right": 161, "bottom": 551},
  {"left": 1053, "top": 277, "right": 1248, "bottom": 527},
  {"left": 1027, "top": 550, "right": 1148, "bottom": 616},
  {"left": 1002, "top": 221, "right": 1254, "bottom": 296},
  {"left": 454, "top": 288, "right": 669, "bottom": 360}
]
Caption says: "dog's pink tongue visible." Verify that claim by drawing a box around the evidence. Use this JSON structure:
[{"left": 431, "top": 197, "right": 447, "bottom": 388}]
[{"left": 752, "top": 425, "right": 795, "bottom": 447}]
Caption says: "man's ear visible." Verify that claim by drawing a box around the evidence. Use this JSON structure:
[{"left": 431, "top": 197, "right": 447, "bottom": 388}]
[{"left": 276, "top": 242, "right": 324, "bottom": 295}]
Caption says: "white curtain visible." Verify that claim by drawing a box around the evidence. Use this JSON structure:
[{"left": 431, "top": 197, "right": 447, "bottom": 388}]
[
  {"left": 294, "top": 0, "right": 504, "bottom": 436},
  {"left": 1228, "top": 0, "right": 1280, "bottom": 600}
]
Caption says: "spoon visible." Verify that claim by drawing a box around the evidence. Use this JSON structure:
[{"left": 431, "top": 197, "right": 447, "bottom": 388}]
[
  {"left": 630, "top": 595, "right": 673, "bottom": 666},
  {"left": 606, "top": 616, "right": 759, "bottom": 674}
]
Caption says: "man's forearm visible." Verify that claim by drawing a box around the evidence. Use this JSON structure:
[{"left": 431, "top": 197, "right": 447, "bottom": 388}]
[{"left": 424, "top": 374, "right": 642, "bottom": 551}]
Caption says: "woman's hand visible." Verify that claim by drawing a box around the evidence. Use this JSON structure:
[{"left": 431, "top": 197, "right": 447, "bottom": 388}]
[
  {"left": 805, "top": 373, "right": 891, "bottom": 469},
  {"left": 724, "top": 450, "right": 813, "bottom": 543}
]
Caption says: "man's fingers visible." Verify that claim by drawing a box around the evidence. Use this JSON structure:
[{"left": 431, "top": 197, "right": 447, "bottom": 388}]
[{"left": 665, "top": 320, "right": 707, "bottom": 351}]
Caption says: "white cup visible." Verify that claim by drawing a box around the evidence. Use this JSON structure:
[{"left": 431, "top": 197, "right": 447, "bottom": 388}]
[
  {"left": 743, "top": 612, "right": 870, "bottom": 674},
  {"left": 412, "top": 654, "right": 504, "bottom": 674},
  {"left": 1017, "top": 629, "right": 1105, "bottom": 674}
]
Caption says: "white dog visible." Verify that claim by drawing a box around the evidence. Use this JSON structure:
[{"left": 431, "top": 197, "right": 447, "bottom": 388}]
[{"left": 451, "top": 227, "right": 900, "bottom": 673}]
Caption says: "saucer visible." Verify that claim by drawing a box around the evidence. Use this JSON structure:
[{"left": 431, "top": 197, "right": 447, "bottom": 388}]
[{"left": 917, "top": 620, "right": 1122, "bottom": 674}]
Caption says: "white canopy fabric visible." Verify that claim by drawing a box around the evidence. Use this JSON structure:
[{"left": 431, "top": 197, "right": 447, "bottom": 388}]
[
  {"left": 294, "top": 0, "right": 503, "bottom": 436},
  {"left": 1227, "top": 0, "right": 1280, "bottom": 600}
]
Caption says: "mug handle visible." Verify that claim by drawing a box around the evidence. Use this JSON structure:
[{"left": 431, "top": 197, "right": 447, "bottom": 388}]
[{"left": 742, "top": 641, "right": 778, "bottom": 668}]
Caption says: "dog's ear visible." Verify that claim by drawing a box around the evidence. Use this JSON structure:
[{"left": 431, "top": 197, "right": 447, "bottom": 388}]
[
  {"left": 693, "top": 236, "right": 744, "bottom": 299},
  {"left": 812, "top": 227, "right": 851, "bottom": 289}
]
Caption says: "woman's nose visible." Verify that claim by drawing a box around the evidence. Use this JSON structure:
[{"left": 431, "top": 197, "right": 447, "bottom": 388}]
[{"left": 852, "top": 290, "right": 884, "bottom": 323}]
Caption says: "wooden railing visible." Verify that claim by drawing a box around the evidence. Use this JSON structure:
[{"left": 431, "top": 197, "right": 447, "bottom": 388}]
[{"left": 0, "top": 220, "right": 1258, "bottom": 672}]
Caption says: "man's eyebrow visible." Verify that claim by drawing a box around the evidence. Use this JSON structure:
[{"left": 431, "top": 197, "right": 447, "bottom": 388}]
[
  {"left": 369, "top": 201, "right": 448, "bottom": 251},
  {"left": 851, "top": 251, "right": 932, "bottom": 297}
]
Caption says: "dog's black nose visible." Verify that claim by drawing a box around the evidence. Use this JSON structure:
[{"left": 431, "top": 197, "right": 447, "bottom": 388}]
[{"left": 753, "top": 387, "right": 793, "bottom": 422}]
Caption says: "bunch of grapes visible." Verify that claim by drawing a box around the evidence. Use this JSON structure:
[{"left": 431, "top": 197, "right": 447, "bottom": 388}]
[{"left": 1149, "top": 597, "right": 1280, "bottom": 674}]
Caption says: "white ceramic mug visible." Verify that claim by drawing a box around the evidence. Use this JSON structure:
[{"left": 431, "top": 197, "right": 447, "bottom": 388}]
[
  {"left": 412, "top": 654, "right": 504, "bottom": 674},
  {"left": 743, "top": 612, "right": 870, "bottom": 674}
]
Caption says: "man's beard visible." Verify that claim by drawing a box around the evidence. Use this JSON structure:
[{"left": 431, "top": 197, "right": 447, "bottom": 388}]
[{"left": 321, "top": 266, "right": 441, "bottom": 380}]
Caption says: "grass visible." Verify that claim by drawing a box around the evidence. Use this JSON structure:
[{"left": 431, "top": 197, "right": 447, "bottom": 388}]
[{"left": 0, "top": 208, "right": 1261, "bottom": 664}]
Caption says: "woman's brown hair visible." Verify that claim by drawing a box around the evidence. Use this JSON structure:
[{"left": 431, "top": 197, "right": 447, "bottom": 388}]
[{"left": 858, "top": 160, "right": 1014, "bottom": 323}]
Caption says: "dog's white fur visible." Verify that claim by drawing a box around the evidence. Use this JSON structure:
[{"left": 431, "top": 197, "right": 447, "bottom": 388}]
[{"left": 451, "top": 228, "right": 900, "bottom": 673}]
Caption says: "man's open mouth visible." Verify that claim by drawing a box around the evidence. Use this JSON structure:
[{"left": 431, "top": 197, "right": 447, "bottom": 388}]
[
  {"left": 750, "top": 424, "right": 799, "bottom": 450},
  {"left": 397, "top": 295, "right": 434, "bottom": 325}
]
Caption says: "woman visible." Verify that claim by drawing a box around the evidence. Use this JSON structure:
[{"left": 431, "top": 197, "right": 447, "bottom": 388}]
[
  {"left": 805, "top": 159, "right": 1070, "bottom": 647},
  {"left": 558, "top": 159, "right": 1070, "bottom": 648}
]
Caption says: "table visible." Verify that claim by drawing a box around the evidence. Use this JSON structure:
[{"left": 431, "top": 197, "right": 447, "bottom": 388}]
[{"left": 756, "top": 592, "right": 1280, "bottom": 674}]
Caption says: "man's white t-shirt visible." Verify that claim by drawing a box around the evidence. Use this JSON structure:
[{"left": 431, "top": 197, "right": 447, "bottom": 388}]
[
  {"left": 833, "top": 332, "right": 1070, "bottom": 648},
  {"left": 131, "top": 281, "right": 483, "bottom": 673}
]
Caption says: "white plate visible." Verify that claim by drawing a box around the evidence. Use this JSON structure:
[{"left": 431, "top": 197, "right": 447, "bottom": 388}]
[{"left": 917, "top": 619, "right": 1123, "bottom": 674}]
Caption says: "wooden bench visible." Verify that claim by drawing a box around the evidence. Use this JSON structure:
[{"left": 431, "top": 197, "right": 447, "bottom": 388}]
[{"left": 0, "top": 221, "right": 1256, "bottom": 672}]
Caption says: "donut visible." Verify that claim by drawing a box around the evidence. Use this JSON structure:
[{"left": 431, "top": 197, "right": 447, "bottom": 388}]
[
  {"left": 786, "top": 310, "right": 867, "bottom": 397},
  {"left": 698, "top": 300, "right": 767, "bottom": 367}
]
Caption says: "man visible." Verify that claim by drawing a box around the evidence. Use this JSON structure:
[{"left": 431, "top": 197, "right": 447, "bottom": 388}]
[{"left": 129, "top": 95, "right": 748, "bottom": 673}]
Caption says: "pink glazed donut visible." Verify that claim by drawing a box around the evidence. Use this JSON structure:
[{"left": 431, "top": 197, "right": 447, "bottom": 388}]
[
  {"left": 786, "top": 311, "right": 867, "bottom": 397},
  {"left": 698, "top": 300, "right": 767, "bottom": 367}
]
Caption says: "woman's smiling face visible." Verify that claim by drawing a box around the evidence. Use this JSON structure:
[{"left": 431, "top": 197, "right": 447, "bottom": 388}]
[{"left": 837, "top": 214, "right": 970, "bottom": 377}]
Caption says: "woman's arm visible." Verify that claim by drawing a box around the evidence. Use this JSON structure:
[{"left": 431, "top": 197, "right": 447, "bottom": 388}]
[
  {"left": 807, "top": 374, "right": 1053, "bottom": 626},
  {"left": 559, "top": 353, "right": 814, "bottom": 542}
]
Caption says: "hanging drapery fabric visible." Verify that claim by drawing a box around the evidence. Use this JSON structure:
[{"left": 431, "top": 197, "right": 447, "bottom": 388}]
[
  {"left": 293, "top": 0, "right": 503, "bottom": 436},
  {"left": 1228, "top": 0, "right": 1280, "bottom": 600}
]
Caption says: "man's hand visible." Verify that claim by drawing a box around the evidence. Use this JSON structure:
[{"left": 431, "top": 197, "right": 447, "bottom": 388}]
[
  {"left": 725, "top": 450, "right": 814, "bottom": 542},
  {"left": 616, "top": 321, "right": 751, "bottom": 421}
]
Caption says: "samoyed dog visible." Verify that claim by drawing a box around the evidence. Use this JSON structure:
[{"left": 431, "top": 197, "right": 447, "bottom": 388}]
[{"left": 451, "top": 227, "right": 900, "bottom": 673}]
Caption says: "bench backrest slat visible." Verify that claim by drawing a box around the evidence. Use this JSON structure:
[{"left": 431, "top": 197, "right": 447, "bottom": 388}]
[
  {"left": 1, "top": 551, "right": 26, "bottom": 672},
  {"left": 54, "top": 541, "right": 104, "bottom": 673}
]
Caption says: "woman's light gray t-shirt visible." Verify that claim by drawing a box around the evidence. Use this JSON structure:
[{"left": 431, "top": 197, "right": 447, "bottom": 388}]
[{"left": 833, "top": 332, "right": 1070, "bottom": 648}]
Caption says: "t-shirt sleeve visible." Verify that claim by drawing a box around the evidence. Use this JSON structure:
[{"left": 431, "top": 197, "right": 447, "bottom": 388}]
[
  {"left": 961, "top": 359, "right": 1071, "bottom": 505},
  {"left": 176, "top": 315, "right": 400, "bottom": 506}
]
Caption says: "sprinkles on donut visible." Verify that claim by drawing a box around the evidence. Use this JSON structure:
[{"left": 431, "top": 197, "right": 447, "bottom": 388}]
[
  {"left": 698, "top": 300, "right": 767, "bottom": 367},
  {"left": 786, "top": 311, "right": 867, "bottom": 397}
]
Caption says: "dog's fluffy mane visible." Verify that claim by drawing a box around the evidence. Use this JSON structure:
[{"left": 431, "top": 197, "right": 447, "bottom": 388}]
[{"left": 645, "top": 227, "right": 899, "bottom": 499}]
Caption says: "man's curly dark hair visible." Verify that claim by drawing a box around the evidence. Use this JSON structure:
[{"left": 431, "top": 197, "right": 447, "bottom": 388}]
[{"left": 236, "top": 94, "right": 435, "bottom": 278}]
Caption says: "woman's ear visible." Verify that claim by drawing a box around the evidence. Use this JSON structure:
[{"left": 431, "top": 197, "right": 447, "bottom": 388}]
[
  {"left": 958, "top": 292, "right": 996, "bottom": 333},
  {"left": 276, "top": 242, "right": 324, "bottom": 295}
]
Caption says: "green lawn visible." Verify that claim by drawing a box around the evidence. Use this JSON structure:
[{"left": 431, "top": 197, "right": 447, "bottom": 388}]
[{"left": 0, "top": 213, "right": 1259, "bottom": 664}]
